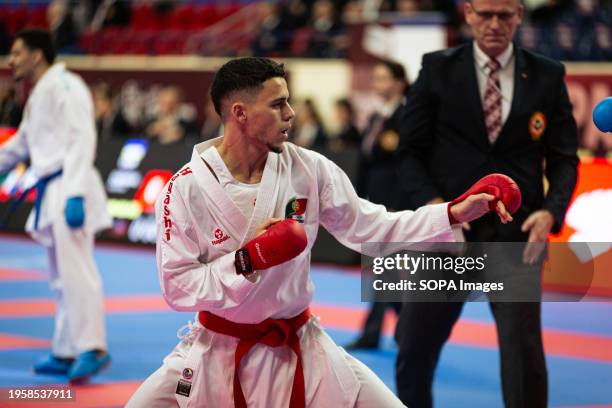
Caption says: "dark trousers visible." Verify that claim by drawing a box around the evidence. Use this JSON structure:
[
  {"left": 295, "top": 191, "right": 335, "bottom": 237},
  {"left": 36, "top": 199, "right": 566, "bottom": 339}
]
[
  {"left": 395, "top": 301, "right": 547, "bottom": 408},
  {"left": 359, "top": 301, "right": 402, "bottom": 345}
]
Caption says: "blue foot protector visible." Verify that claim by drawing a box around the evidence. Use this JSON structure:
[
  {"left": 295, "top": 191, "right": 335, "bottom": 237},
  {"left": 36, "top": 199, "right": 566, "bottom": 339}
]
[
  {"left": 33, "top": 355, "right": 75, "bottom": 376},
  {"left": 67, "top": 350, "right": 111, "bottom": 383}
]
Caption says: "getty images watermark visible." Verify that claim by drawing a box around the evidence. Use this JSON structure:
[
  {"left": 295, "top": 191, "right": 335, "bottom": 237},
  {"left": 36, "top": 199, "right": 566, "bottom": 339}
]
[
  {"left": 371, "top": 252, "right": 502, "bottom": 293},
  {"left": 360, "top": 242, "right": 610, "bottom": 302}
]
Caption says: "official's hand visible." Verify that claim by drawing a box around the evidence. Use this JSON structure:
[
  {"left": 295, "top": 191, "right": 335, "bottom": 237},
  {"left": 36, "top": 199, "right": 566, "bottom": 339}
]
[
  {"left": 65, "top": 196, "right": 85, "bottom": 229},
  {"left": 521, "top": 210, "right": 554, "bottom": 264}
]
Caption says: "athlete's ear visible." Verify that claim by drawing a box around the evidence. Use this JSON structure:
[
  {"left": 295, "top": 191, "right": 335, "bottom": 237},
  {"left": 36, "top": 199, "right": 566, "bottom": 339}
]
[
  {"left": 231, "top": 102, "right": 247, "bottom": 123},
  {"left": 32, "top": 49, "right": 45, "bottom": 66}
]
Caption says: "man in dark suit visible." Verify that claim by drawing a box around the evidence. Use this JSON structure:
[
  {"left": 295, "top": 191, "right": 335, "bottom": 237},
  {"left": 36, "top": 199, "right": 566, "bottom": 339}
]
[{"left": 394, "top": 0, "right": 579, "bottom": 407}]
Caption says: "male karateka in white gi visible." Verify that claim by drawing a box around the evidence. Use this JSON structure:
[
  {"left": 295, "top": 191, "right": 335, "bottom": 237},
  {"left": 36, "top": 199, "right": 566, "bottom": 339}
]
[
  {"left": 1, "top": 29, "right": 112, "bottom": 382},
  {"left": 127, "top": 57, "right": 514, "bottom": 407}
]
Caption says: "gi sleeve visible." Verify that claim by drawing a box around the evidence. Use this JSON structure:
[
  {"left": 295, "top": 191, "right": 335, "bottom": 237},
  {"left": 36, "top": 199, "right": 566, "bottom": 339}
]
[
  {"left": 317, "top": 157, "right": 461, "bottom": 256},
  {"left": 61, "top": 79, "right": 97, "bottom": 197},
  {"left": 156, "top": 176, "right": 258, "bottom": 312},
  {"left": 0, "top": 123, "right": 29, "bottom": 174}
]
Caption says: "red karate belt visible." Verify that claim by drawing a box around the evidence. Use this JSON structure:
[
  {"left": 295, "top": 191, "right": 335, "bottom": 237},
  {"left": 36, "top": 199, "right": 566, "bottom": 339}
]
[{"left": 198, "top": 308, "right": 311, "bottom": 408}]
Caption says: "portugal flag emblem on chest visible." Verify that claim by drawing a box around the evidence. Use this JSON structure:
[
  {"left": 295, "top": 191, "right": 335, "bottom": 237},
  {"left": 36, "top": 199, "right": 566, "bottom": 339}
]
[{"left": 285, "top": 197, "right": 307, "bottom": 223}]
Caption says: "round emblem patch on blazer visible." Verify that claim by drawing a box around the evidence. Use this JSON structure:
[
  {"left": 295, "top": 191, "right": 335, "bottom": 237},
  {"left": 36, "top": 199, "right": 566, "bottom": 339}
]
[
  {"left": 529, "top": 112, "right": 546, "bottom": 141},
  {"left": 379, "top": 130, "right": 400, "bottom": 152}
]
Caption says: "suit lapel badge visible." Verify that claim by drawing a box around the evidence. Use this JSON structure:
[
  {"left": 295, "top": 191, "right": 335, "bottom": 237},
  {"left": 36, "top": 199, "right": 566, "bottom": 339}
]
[
  {"left": 529, "top": 111, "right": 546, "bottom": 141},
  {"left": 379, "top": 130, "right": 400, "bottom": 152}
]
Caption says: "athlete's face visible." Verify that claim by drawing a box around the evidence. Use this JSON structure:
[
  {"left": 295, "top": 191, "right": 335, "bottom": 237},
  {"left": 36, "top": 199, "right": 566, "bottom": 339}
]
[
  {"left": 245, "top": 77, "right": 294, "bottom": 153},
  {"left": 8, "top": 39, "right": 38, "bottom": 82}
]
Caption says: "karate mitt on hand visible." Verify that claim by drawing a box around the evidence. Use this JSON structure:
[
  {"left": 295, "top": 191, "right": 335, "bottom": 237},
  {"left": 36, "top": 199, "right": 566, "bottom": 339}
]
[
  {"left": 235, "top": 219, "right": 308, "bottom": 276},
  {"left": 65, "top": 196, "right": 85, "bottom": 229},
  {"left": 448, "top": 174, "right": 521, "bottom": 224}
]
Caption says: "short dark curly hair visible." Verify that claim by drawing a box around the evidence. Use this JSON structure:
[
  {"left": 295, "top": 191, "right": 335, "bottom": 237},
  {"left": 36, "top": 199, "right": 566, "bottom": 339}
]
[
  {"left": 14, "top": 28, "right": 56, "bottom": 65},
  {"left": 210, "top": 57, "right": 286, "bottom": 118}
]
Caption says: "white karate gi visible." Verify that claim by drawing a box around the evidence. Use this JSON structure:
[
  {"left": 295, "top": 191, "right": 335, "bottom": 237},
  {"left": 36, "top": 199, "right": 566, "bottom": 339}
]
[
  {"left": 0, "top": 63, "right": 112, "bottom": 356},
  {"left": 128, "top": 138, "right": 462, "bottom": 407}
]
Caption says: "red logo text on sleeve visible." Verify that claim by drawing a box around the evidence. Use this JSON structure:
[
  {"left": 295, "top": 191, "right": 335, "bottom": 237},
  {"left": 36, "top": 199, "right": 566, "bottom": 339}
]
[{"left": 162, "top": 167, "right": 192, "bottom": 241}]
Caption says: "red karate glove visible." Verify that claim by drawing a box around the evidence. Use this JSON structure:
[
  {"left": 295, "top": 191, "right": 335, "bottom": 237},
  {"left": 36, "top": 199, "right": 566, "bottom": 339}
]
[
  {"left": 448, "top": 173, "right": 522, "bottom": 224},
  {"left": 235, "top": 219, "right": 308, "bottom": 275}
]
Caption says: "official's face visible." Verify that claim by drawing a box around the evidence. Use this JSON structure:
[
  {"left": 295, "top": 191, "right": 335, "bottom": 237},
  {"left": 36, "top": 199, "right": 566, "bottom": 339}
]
[
  {"left": 8, "top": 39, "right": 38, "bottom": 82},
  {"left": 246, "top": 77, "right": 295, "bottom": 154},
  {"left": 465, "top": 0, "right": 523, "bottom": 58}
]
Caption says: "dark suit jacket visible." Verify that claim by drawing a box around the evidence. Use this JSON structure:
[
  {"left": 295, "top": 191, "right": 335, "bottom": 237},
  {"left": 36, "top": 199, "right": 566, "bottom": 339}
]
[{"left": 397, "top": 43, "right": 578, "bottom": 240}]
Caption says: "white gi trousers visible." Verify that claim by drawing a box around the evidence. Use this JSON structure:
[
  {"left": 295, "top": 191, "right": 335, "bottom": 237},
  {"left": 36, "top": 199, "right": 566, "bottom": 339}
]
[
  {"left": 126, "top": 317, "right": 406, "bottom": 408},
  {"left": 47, "top": 220, "right": 106, "bottom": 357}
]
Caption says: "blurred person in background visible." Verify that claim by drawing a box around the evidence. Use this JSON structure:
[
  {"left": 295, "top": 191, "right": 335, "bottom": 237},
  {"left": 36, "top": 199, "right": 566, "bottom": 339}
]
[
  {"left": 47, "top": 0, "right": 80, "bottom": 53},
  {"left": 0, "top": 80, "right": 23, "bottom": 128},
  {"left": 395, "top": 0, "right": 579, "bottom": 406},
  {"left": 92, "top": 81, "right": 132, "bottom": 141},
  {"left": 395, "top": 0, "right": 420, "bottom": 15},
  {"left": 593, "top": 22, "right": 612, "bottom": 60},
  {"left": 519, "top": 0, "right": 611, "bottom": 61},
  {"left": 345, "top": 59, "right": 409, "bottom": 350},
  {"left": 571, "top": 0, "right": 611, "bottom": 60},
  {"left": 360, "top": 60, "right": 409, "bottom": 210},
  {"left": 251, "top": 1, "right": 291, "bottom": 57},
  {"left": 331, "top": 97, "right": 361, "bottom": 150},
  {"left": 146, "top": 85, "right": 197, "bottom": 145},
  {"left": 2, "top": 28, "right": 112, "bottom": 382},
  {"left": 89, "top": 0, "right": 132, "bottom": 32},
  {"left": 200, "top": 96, "right": 223, "bottom": 142},
  {"left": 118, "top": 80, "right": 147, "bottom": 132},
  {"left": 283, "top": 0, "right": 310, "bottom": 28},
  {"left": 290, "top": 98, "right": 328, "bottom": 149},
  {"left": 305, "top": 0, "right": 350, "bottom": 58},
  {"left": 341, "top": 0, "right": 366, "bottom": 23},
  {"left": 377, "top": 0, "right": 461, "bottom": 25}
]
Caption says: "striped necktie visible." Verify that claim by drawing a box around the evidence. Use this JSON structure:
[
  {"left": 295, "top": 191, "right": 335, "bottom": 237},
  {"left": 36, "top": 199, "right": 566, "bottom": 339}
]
[{"left": 483, "top": 58, "right": 502, "bottom": 144}]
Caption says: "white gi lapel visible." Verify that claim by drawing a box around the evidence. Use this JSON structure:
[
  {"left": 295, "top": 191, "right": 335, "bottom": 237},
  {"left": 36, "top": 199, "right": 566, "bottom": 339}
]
[
  {"left": 242, "top": 151, "right": 280, "bottom": 243},
  {"left": 190, "top": 141, "right": 246, "bottom": 242}
]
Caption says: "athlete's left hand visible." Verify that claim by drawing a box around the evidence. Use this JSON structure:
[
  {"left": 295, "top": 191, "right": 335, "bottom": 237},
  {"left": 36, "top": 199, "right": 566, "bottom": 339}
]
[{"left": 65, "top": 196, "right": 85, "bottom": 229}]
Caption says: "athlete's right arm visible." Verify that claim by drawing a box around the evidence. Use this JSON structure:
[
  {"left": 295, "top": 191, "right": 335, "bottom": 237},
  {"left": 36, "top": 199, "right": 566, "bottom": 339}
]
[
  {"left": 155, "top": 181, "right": 254, "bottom": 312},
  {"left": 0, "top": 126, "right": 29, "bottom": 174},
  {"left": 155, "top": 175, "right": 308, "bottom": 312}
]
